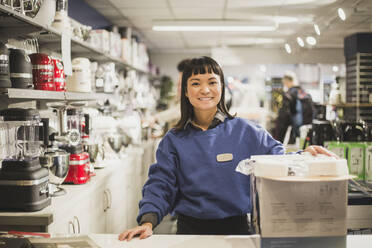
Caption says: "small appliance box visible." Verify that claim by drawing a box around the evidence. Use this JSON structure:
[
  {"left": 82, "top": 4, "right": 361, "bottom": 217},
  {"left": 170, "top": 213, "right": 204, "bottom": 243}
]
[{"left": 253, "top": 176, "right": 348, "bottom": 238}]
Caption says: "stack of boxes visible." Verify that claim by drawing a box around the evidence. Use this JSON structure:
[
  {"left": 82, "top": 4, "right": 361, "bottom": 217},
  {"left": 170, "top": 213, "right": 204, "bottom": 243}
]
[
  {"left": 87, "top": 27, "right": 149, "bottom": 72},
  {"left": 325, "top": 141, "right": 372, "bottom": 181}
]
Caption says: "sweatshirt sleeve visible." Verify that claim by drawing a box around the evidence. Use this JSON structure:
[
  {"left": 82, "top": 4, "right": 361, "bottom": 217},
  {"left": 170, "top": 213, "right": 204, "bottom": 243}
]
[
  {"left": 136, "top": 134, "right": 179, "bottom": 226},
  {"left": 249, "top": 122, "right": 285, "bottom": 155}
]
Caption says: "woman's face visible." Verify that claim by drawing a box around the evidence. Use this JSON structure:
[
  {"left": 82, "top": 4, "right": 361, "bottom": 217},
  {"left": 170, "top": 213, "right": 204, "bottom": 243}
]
[{"left": 185, "top": 72, "right": 222, "bottom": 112}]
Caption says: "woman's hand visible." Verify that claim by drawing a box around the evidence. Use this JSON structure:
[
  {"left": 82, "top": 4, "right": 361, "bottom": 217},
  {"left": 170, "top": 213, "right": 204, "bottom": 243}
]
[
  {"left": 118, "top": 223, "right": 153, "bottom": 241},
  {"left": 304, "top": 145, "right": 338, "bottom": 158}
]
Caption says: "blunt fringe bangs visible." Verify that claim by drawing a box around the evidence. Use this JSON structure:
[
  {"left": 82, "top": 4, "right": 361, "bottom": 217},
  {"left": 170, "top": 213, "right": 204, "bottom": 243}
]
[{"left": 174, "top": 56, "right": 234, "bottom": 131}]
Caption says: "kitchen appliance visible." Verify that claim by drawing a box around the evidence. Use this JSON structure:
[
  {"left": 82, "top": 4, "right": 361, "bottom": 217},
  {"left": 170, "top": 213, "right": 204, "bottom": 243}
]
[
  {"left": 52, "top": 58, "right": 66, "bottom": 91},
  {"left": 306, "top": 119, "right": 338, "bottom": 146},
  {"left": 62, "top": 144, "right": 90, "bottom": 184},
  {"left": 39, "top": 118, "right": 70, "bottom": 196},
  {"left": 9, "top": 48, "right": 33, "bottom": 88},
  {"left": 66, "top": 57, "right": 91, "bottom": 92},
  {"left": 0, "top": 42, "right": 11, "bottom": 88},
  {"left": 339, "top": 121, "right": 367, "bottom": 142},
  {"left": 0, "top": 108, "right": 50, "bottom": 211},
  {"left": 61, "top": 107, "right": 91, "bottom": 184},
  {"left": 51, "top": 0, "right": 69, "bottom": 32},
  {"left": 33, "top": 0, "right": 56, "bottom": 27},
  {"left": 29, "top": 53, "right": 55, "bottom": 91}
]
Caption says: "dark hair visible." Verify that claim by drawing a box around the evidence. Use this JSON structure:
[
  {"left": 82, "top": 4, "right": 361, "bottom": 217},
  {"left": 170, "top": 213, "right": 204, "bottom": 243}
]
[
  {"left": 177, "top": 59, "right": 190, "bottom": 72},
  {"left": 174, "top": 56, "right": 234, "bottom": 131}
]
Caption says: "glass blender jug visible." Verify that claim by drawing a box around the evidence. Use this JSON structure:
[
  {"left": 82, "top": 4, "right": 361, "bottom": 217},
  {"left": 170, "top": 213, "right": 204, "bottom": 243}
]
[
  {"left": 0, "top": 108, "right": 51, "bottom": 211},
  {"left": 0, "top": 108, "right": 41, "bottom": 161}
]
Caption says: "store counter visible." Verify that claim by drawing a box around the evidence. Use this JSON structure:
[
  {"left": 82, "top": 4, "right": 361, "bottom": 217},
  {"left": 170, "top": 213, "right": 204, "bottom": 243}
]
[{"left": 88, "top": 234, "right": 371, "bottom": 248}]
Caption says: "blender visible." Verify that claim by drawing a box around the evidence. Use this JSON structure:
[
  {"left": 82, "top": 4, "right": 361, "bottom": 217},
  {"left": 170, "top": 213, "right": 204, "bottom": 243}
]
[{"left": 0, "top": 108, "right": 51, "bottom": 211}]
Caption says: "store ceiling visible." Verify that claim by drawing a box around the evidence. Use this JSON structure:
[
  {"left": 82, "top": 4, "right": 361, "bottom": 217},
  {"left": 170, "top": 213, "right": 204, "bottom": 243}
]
[{"left": 86, "top": 0, "right": 372, "bottom": 53}]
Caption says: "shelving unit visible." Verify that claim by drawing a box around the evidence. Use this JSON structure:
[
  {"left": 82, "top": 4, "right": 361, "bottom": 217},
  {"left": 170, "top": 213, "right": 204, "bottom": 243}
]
[
  {"left": 345, "top": 52, "right": 372, "bottom": 124},
  {"left": 0, "top": 88, "right": 113, "bottom": 102},
  {"left": 0, "top": 4, "right": 148, "bottom": 74}
]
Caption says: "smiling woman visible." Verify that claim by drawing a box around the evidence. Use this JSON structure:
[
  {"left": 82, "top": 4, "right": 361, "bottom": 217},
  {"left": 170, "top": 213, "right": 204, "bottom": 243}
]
[{"left": 118, "top": 56, "right": 335, "bottom": 242}]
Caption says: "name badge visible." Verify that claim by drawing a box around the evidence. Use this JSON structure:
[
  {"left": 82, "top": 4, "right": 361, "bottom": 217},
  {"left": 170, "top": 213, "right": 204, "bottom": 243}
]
[{"left": 216, "top": 153, "right": 233, "bottom": 162}]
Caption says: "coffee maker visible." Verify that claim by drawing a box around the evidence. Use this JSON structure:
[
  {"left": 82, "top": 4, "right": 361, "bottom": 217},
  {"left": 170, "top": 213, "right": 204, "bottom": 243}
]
[{"left": 0, "top": 108, "right": 51, "bottom": 211}]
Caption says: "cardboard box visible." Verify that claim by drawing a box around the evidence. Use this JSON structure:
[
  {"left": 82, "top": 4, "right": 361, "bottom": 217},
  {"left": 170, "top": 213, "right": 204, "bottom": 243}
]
[
  {"left": 347, "top": 142, "right": 366, "bottom": 180},
  {"left": 254, "top": 176, "right": 348, "bottom": 238}
]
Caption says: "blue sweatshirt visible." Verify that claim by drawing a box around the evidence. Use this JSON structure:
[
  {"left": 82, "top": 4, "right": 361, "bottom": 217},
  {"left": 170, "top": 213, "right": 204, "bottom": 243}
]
[{"left": 137, "top": 117, "right": 285, "bottom": 225}]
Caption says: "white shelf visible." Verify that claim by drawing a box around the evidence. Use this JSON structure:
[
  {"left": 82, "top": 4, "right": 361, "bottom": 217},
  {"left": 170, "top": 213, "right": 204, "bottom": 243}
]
[
  {"left": 0, "top": 4, "right": 149, "bottom": 74},
  {"left": 0, "top": 88, "right": 113, "bottom": 102}
]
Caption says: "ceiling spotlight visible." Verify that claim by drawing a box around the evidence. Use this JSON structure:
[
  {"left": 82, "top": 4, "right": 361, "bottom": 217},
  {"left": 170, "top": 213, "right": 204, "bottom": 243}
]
[
  {"left": 338, "top": 8, "right": 346, "bottom": 21},
  {"left": 285, "top": 43, "right": 292, "bottom": 54},
  {"left": 332, "top": 66, "right": 339, "bottom": 72},
  {"left": 296, "top": 37, "right": 305, "bottom": 47},
  {"left": 259, "top": 65, "right": 267, "bottom": 73},
  {"left": 313, "top": 24, "right": 320, "bottom": 35},
  {"left": 306, "top": 36, "right": 317, "bottom": 46}
]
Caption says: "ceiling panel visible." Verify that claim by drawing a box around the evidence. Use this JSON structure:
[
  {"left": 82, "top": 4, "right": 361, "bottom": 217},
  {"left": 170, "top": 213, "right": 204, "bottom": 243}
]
[
  {"left": 86, "top": 0, "right": 372, "bottom": 52},
  {"left": 109, "top": 0, "right": 168, "bottom": 8},
  {"left": 172, "top": 8, "right": 223, "bottom": 19},
  {"left": 170, "top": 0, "right": 225, "bottom": 8}
]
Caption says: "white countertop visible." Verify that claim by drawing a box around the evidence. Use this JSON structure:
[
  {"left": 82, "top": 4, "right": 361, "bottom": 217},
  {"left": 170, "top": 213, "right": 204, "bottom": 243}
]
[
  {"left": 87, "top": 234, "right": 372, "bottom": 248},
  {"left": 90, "top": 234, "right": 260, "bottom": 248}
]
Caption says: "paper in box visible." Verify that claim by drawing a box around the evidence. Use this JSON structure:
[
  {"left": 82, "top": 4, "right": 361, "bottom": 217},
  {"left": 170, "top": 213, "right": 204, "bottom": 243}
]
[
  {"left": 242, "top": 154, "right": 350, "bottom": 238},
  {"left": 254, "top": 176, "right": 348, "bottom": 238}
]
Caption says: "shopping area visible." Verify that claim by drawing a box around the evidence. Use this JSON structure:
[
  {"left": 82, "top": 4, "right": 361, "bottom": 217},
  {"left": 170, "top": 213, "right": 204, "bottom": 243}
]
[{"left": 0, "top": 0, "right": 372, "bottom": 247}]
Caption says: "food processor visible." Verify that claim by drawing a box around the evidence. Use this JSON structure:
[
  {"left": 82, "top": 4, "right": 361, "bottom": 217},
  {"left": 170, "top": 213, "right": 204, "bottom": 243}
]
[
  {"left": 0, "top": 108, "right": 51, "bottom": 211},
  {"left": 0, "top": 42, "right": 11, "bottom": 88}
]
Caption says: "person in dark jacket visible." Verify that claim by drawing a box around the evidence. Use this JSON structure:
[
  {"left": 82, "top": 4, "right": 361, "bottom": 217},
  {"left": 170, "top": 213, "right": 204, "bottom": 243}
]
[
  {"left": 275, "top": 71, "right": 307, "bottom": 144},
  {"left": 119, "top": 57, "right": 332, "bottom": 241}
]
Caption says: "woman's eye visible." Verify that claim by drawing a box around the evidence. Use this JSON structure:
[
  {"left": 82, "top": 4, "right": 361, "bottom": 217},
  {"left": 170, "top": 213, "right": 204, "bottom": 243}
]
[
  {"left": 191, "top": 82, "right": 199, "bottom": 86},
  {"left": 209, "top": 81, "right": 217, "bottom": 85}
]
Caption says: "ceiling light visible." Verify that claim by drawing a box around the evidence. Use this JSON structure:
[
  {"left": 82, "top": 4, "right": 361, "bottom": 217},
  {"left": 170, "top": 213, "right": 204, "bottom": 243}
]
[
  {"left": 332, "top": 66, "right": 339, "bottom": 72},
  {"left": 259, "top": 65, "right": 267, "bottom": 72},
  {"left": 297, "top": 37, "right": 305, "bottom": 47},
  {"left": 313, "top": 24, "right": 321, "bottom": 35},
  {"left": 306, "top": 36, "right": 317, "bottom": 45},
  {"left": 338, "top": 8, "right": 346, "bottom": 21},
  {"left": 153, "top": 25, "right": 277, "bottom": 32},
  {"left": 152, "top": 20, "right": 277, "bottom": 32},
  {"left": 285, "top": 43, "right": 292, "bottom": 54}
]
